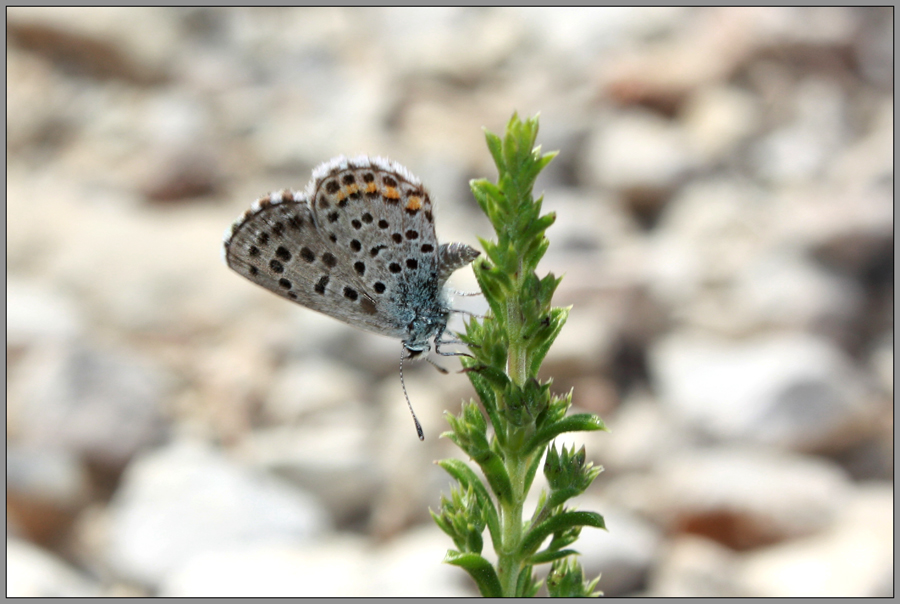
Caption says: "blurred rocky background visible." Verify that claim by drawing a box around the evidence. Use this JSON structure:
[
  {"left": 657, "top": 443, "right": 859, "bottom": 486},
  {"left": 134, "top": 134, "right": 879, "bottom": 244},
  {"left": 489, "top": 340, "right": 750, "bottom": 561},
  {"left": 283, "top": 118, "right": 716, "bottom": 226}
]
[{"left": 6, "top": 7, "right": 893, "bottom": 597}]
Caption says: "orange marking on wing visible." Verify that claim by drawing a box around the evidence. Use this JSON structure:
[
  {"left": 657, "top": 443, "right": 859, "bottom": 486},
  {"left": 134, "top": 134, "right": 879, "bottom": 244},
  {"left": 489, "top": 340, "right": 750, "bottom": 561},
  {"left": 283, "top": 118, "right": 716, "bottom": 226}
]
[
  {"left": 366, "top": 182, "right": 378, "bottom": 194},
  {"left": 405, "top": 196, "right": 422, "bottom": 211},
  {"left": 383, "top": 187, "right": 400, "bottom": 200}
]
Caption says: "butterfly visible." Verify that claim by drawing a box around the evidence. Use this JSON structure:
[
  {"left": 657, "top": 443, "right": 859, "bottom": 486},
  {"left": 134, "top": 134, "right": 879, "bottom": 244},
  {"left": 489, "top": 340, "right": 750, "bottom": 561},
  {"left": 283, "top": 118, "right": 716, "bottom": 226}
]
[{"left": 223, "top": 155, "right": 479, "bottom": 438}]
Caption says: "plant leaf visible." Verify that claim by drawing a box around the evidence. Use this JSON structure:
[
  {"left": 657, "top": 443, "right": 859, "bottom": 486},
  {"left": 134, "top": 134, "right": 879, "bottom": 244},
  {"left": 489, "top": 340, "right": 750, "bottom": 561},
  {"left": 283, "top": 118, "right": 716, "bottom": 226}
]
[
  {"left": 526, "top": 414, "right": 608, "bottom": 453},
  {"left": 444, "top": 551, "right": 503, "bottom": 597},
  {"left": 519, "top": 510, "right": 606, "bottom": 557}
]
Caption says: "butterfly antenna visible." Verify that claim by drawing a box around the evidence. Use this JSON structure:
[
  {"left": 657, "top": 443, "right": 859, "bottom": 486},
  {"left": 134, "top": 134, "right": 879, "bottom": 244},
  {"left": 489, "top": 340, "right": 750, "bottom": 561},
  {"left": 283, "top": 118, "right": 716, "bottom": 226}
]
[{"left": 400, "top": 347, "right": 425, "bottom": 441}]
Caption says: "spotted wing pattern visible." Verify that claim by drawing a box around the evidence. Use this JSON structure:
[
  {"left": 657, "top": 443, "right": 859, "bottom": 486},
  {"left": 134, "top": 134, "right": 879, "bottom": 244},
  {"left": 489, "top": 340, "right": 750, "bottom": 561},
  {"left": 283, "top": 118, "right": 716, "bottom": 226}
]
[
  {"left": 223, "top": 189, "right": 407, "bottom": 338},
  {"left": 307, "top": 156, "right": 443, "bottom": 332}
]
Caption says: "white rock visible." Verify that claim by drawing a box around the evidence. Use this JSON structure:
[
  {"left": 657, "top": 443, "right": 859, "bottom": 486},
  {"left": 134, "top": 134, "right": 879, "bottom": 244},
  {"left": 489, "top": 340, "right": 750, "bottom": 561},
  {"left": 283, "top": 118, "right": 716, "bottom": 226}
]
[
  {"left": 517, "top": 7, "right": 688, "bottom": 60},
  {"left": 649, "top": 331, "right": 874, "bottom": 451},
  {"left": 590, "top": 395, "right": 695, "bottom": 473},
  {"left": 540, "top": 188, "right": 627, "bottom": 254},
  {"left": 585, "top": 109, "right": 697, "bottom": 192},
  {"left": 7, "top": 539, "right": 100, "bottom": 597},
  {"left": 264, "top": 357, "right": 366, "bottom": 422},
  {"left": 377, "top": 8, "right": 521, "bottom": 78},
  {"left": 648, "top": 178, "right": 767, "bottom": 310},
  {"left": 574, "top": 498, "right": 663, "bottom": 596},
  {"left": 606, "top": 447, "right": 851, "bottom": 549},
  {"left": 17, "top": 184, "right": 259, "bottom": 333},
  {"left": 9, "top": 341, "right": 170, "bottom": 466},
  {"left": 647, "top": 535, "right": 745, "bottom": 597},
  {"left": 831, "top": 97, "right": 893, "bottom": 187},
  {"left": 106, "top": 440, "right": 329, "bottom": 587},
  {"left": 731, "top": 249, "right": 863, "bottom": 330},
  {"left": 737, "top": 484, "right": 893, "bottom": 597},
  {"left": 682, "top": 85, "right": 761, "bottom": 162},
  {"left": 254, "top": 306, "right": 351, "bottom": 361},
  {"left": 238, "top": 414, "right": 382, "bottom": 525},
  {"left": 763, "top": 7, "right": 858, "bottom": 45},
  {"left": 542, "top": 304, "right": 616, "bottom": 373},
  {"left": 161, "top": 537, "right": 369, "bottom": 597},
  {"left": 368, "top": 524, "right": 480, "bottom": 596},
  {"left": 7, "top": 445, "right": 90, "bottom": 509},
  {"left": 162, "top": 525, "right": 477, "bottom": 597},
  {"left": 750, "top": 78, "right": 847, "bottom": 185},
  {"left": 6, "top": 279, "right": 84, "bottom": 348}
]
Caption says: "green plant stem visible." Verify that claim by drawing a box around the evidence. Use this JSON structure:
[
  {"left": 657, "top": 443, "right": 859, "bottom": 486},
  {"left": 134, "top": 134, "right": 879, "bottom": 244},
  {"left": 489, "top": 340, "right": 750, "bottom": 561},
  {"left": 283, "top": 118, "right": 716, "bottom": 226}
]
[
  {"left": 498, "top": 451, "right": 529, "bottom": 596},
  {"left": 498, "top": 225, "right": 532, "bottom": 596},
  {"left": 506, "top": 294, "right": 526, "bottom": 387}
]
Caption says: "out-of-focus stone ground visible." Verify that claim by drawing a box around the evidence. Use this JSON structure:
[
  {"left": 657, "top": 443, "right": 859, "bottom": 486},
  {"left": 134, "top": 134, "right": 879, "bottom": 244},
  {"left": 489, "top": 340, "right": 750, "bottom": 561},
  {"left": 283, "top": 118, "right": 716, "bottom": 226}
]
[{"left": 6, "top": 7, "right": 893, "bottom": 597}]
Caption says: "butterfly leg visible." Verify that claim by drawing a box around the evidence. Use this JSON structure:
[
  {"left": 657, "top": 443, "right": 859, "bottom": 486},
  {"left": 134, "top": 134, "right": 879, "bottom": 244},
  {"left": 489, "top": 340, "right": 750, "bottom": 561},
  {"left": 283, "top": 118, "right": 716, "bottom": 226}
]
[
  {"left": 434, "top": 326, "right": 474, "bottom": 358},
  {"left": 425, "top": 357, "right": 449, "bottom": 374},
  {"left": 445, "top": 287, "right": 483, "bottom": 297},
  {"left": 450, "top": 307, "right": 486, "bottom": 320}
]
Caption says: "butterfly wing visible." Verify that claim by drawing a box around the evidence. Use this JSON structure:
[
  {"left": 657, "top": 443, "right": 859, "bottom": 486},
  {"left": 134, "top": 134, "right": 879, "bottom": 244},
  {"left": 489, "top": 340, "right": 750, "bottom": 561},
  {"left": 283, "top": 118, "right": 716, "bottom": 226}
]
[
  {"left": 223, "top": 190, "right": 408, "bottom": 339},
  {"left": 307, "top": 156, "right": 443, "bottom": 328}
]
